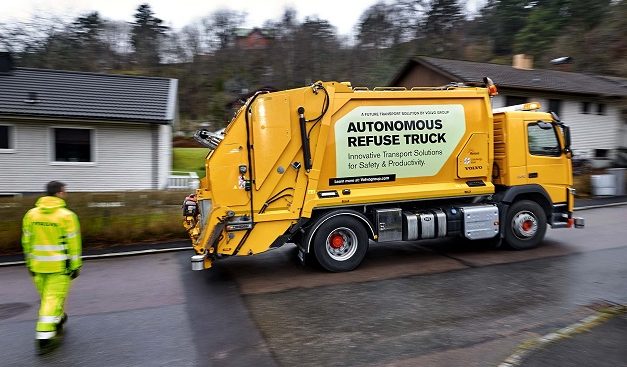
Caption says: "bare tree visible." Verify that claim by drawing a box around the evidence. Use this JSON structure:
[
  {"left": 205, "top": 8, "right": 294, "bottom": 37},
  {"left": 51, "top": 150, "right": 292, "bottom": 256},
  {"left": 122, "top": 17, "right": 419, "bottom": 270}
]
[
  {"left": 101, "top": 20, "right": 133, "bottom": 67},
  {"left": 211, "top": 9, "right": 247, "bottom": 50}
]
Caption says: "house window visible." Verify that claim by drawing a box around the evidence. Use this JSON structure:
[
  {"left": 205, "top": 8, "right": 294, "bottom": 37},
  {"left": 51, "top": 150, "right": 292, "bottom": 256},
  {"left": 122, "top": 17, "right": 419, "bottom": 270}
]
[
  {"left": 548, "top": 99, "right": 562, "bottom": 116},
  {"left": 53, "top": 128, "right": 93, "bottom": 162},
  {"left": 581, "top": 102, "right": 590, "bottom": 114},
  {"left": 0, "top": 125, "right": 14, "bottom": 152},
  {"left": 597, "top": 103, "right": 606, "bottom": 115},
  {"left": 506, "top": 96, "right": 528, "bottom": 106},
  {"left": 528, "top": 123, "right": 561, "bottom": 157}
]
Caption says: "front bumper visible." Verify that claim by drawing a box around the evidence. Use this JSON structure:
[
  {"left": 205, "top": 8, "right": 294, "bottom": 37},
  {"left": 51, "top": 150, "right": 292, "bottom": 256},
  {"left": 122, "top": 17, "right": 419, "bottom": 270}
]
[
  {"left": 573, "top": 217, "right": 585, "bottom": 228},
  {"left": 551, "top": 204, "right": 584, "bottom": 229}
]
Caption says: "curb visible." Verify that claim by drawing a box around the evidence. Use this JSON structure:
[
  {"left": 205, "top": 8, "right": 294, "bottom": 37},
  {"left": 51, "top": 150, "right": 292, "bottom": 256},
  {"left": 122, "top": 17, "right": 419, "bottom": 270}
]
[
  {"left": 0, "top": 245, "right": 191, "bottom": 267},
  {"left": 1, "top": 201, "right": 625, "bottom": 267},
  {"left": 574, "top": 201, "right": 627, "bottom": 211}
]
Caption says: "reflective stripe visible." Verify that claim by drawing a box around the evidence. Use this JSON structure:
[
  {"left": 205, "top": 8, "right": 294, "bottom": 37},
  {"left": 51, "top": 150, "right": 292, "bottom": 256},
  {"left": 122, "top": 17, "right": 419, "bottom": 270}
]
[
  {"left": 30, "top": 254, "right": 68, "bottom": 262},
  {"left": 39, "top": 315, "right": 60, "bottom": 324},
  {"left": 36, "top": 331, "right": 56, "bottom": 340},
  {"left": 66, "top": 232, "right": 78, "bottom": 238},
  {"left": 33, "top": 245, "right": 66, "bottom": 251},
  {"left": 70, "top": 255, "right": 81, "bottom": 261},
  {"left": 23, "top": 230, "right": 31, "bottom": 236}
]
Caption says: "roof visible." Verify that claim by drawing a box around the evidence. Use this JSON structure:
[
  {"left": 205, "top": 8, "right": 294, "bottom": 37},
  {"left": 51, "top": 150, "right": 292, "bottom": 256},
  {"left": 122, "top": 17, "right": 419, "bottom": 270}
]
[
  {"left": 391, "top": 56, "right": 627, "bottom": 98},
  {"left": 0, "top": 68, "right": 178, "bottom": 124},
  {"left": 234, "top": 28, "right": 273, "bottom": 38}
]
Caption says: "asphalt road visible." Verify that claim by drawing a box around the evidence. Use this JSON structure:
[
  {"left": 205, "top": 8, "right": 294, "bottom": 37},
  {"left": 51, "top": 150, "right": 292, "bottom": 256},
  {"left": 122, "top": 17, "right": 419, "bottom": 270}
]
[{"left": 0, "top": 205, "right": 625, "bottom": 367}]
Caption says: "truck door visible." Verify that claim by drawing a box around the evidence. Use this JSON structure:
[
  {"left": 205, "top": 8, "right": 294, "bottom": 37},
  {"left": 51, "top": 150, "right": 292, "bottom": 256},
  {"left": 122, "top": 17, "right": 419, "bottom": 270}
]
[{"left": 525, "top": 121, "right": 570, "bottom": 203}]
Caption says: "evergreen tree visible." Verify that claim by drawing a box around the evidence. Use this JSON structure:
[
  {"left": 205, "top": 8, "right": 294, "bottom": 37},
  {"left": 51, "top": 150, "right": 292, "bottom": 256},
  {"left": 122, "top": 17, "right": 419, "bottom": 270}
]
[
  {"left": 131, "top": 4, "right": 168, "bottom": 67},
  {"left": 423, "top": 0, "right": 465, "bottom": 57},
  {"left": 479, "top": 0, "right": 534, "bottom": 56},
  {"left": 357, "top": 3, "right": 396, "bottom": 49},
  {"left": 513, "top": 0, "right": 611, "bottom": 57},
  {"left": 292, "top": 17, "right": 340, "bottom": 84},
  {"left": 70, "top": 12, "right": 107, "bottom": 70}
]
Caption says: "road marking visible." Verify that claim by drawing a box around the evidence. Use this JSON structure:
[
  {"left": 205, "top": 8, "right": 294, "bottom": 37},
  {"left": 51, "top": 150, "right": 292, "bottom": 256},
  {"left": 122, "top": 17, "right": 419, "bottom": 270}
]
[{"left": 498, "top": 303, "right": 627, "bottom": 367}]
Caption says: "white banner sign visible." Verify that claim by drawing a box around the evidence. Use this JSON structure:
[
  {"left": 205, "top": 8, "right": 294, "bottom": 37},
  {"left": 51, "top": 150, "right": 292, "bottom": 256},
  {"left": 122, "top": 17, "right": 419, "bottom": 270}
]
[{"left": 333, "top": 105, "right": 466, "bottom": 181}]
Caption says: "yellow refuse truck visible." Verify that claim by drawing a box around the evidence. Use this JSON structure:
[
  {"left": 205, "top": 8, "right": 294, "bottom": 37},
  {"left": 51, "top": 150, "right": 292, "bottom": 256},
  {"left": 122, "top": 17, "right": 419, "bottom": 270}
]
[{"left": 183, "top": 80, "right": 584, "bottom": 272}]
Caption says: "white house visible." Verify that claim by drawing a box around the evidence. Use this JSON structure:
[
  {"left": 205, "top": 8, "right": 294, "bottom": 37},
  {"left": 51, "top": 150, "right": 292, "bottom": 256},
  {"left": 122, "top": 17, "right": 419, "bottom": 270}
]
[
  {"left": 390, "top": 56, "right": 627, "bottom": 163},
  {"left": 0, "top": 53, "right": 177, "bottom": 193}
]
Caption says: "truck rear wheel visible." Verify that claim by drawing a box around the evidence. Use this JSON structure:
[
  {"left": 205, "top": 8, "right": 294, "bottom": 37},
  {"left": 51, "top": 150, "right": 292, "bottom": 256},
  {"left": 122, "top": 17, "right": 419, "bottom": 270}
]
[
  {"left": 312, "top": 216, "right": 368, "bottom": 272},
  {"left": 504, "top": 200, "right": 547, "bottom": 250}
]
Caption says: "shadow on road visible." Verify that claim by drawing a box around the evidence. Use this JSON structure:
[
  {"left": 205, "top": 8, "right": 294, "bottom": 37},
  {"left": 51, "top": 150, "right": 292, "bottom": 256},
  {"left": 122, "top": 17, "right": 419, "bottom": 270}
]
[{"left": 179, "top": 254, "right": 278, "bottom": 367}]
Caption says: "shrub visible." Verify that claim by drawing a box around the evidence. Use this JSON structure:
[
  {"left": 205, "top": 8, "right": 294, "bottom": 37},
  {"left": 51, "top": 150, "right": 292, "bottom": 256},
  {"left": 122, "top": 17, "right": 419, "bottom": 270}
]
[{"left": 0, "top": 191, "right": 190, "bottom": 255}]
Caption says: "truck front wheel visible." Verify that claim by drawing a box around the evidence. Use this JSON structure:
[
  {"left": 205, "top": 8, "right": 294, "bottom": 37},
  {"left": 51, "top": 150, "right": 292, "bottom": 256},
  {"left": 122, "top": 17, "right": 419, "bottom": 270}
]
[
  {"left": 504, "top": 200, "right": 547, "bottom": 250},
  {"left": 312, "top": 216, "right": 369, "bottom": 272}
]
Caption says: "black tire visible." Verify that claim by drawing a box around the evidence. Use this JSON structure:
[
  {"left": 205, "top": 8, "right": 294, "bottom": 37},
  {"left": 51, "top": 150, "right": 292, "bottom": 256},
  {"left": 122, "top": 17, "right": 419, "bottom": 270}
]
[
  {"left": 503, "top": 200, "right": 547, "bottom": 250},
  {"left": 456, "top": 232, "right": 502, "bottom": 248},
  {"left": 312, "top": 216, "right": 369, "bottom": 272},
  {"left": 485, "top": 235, "right": 503, "bottom": 248},
  {"left": 473, "top": 235, "right": 503, "bottom": 249}
]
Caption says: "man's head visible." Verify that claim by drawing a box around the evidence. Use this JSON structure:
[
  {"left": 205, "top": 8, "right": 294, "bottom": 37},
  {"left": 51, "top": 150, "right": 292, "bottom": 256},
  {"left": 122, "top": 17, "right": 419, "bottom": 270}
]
[{"left": 46, "top": 181, "right": 66, "bottom": 199}]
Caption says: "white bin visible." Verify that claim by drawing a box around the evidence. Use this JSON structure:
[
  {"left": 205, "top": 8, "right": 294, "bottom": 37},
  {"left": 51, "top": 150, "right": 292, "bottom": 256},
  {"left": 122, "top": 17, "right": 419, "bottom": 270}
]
[
  {"left": 591, "top": 174, "right": 616, "bottom": 196},
  {"left": 607, "top": 168, "right": 625, "bottom": 196}
]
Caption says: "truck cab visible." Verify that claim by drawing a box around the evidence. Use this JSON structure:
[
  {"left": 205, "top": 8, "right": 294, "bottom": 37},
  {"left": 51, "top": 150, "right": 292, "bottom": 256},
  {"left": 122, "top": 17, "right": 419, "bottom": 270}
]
[{"left": 493, "top": 108, "right": 580, "bottom": 239}]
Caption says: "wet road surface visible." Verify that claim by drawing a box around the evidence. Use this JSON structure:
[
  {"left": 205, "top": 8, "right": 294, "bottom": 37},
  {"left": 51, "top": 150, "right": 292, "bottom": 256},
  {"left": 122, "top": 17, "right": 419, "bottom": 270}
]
[{"left": 0, "top": 206, "right": 625, "bottom": 366}]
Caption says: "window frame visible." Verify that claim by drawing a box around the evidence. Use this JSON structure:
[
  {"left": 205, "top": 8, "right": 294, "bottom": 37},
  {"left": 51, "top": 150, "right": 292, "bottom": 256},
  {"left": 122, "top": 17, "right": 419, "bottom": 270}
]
[
  {"left": 49, "top": 126, "right": 97, "bottom": 166},
  {"left": 547, "top": 99, "right": 562, "bottom": 116},
  {"left": 597, "top": 103, "right": 606, "bottom": 116},
  {"left": 581, "top": 101, "right": 590, "bottom": 114},
  {"left": 505, "top": 95, "right": 528, "bottom": 106},
  {"left": 527, "top": 122, "right": 562, "bottom": 158},
  {"left": 0, "top": 124, "right": 16, "bottom": 153}
]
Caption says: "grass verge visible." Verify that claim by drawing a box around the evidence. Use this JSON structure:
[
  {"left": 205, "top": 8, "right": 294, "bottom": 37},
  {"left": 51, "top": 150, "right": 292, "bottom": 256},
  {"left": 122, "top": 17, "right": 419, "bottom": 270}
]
[{"left": 172, "top": 147, "right": 209, "bottom": 179}]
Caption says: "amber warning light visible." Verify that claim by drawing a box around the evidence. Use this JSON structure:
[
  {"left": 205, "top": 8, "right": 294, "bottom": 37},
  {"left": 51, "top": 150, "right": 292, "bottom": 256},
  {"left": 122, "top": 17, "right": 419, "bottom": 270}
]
[
  {"left": 492, "top": 102, "right": 543, "bottom": 113},
  {"left": 483, "top": 77, "right": 498, "bottom": 97}
]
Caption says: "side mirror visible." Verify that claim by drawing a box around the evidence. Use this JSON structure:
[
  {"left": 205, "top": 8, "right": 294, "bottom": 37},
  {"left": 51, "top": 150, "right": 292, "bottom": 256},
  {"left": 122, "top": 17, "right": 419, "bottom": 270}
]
[{"left": 562, "top": 124, "right": 572, "bottom": 154}]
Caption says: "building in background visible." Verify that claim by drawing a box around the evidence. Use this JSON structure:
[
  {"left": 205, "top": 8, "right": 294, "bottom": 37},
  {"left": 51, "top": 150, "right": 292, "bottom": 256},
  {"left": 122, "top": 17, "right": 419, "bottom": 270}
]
[
  {"left": 0, "top": 53, "right": 178, "bottom": 194},
  {"left": 234, "top": 28, "right": 273, "bottom": 50},
  {"left": 390, "top": 56, "right": 627, "bottom": 165}
]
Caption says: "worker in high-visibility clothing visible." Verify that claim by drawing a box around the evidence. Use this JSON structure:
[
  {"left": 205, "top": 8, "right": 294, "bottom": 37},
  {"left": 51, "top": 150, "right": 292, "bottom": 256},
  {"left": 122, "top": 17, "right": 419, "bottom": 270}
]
[{"left": 22, "top": 181, "right": 82, "bottom": 351}]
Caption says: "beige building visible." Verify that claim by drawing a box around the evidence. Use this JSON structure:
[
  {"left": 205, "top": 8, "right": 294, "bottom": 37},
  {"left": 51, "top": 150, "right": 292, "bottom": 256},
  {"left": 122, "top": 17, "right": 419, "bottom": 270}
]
[{"left": 390, "top": 56, "right": 627, "bottom": 165}]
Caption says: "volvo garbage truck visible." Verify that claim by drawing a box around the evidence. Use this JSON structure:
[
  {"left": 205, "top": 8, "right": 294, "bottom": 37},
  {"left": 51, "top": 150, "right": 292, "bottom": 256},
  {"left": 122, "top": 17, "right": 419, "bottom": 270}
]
[{"left": 183, "top": 80, "right": 584, "bottom": 272}]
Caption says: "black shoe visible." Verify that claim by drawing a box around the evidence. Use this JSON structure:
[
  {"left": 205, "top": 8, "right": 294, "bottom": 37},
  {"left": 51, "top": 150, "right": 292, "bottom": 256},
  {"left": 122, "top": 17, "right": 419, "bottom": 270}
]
[
  {"left": 57, "top": 313, "right": 68, "bottom": 332},
  {"left": 37, "top": 339, "right": 55, "bottom": 355}
]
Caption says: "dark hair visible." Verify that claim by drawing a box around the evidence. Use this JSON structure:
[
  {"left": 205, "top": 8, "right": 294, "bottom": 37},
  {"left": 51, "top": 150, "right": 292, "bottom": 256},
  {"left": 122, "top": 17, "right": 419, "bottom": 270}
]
[{"left": 46, "top": 181, "right": 66, "bottom": 196}]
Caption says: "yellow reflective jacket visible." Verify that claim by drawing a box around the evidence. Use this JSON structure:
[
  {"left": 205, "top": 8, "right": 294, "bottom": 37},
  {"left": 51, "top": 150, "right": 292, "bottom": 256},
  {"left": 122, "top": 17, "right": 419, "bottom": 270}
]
[{"left": 22, "top": 196, "right": 82, "bottom": 273}]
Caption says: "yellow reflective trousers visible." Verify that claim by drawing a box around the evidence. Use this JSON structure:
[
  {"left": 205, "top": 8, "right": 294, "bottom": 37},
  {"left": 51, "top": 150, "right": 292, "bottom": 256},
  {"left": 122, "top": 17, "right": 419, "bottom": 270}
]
[{"left": 32, "top": 273, "right": 71, "bottom": 340}]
